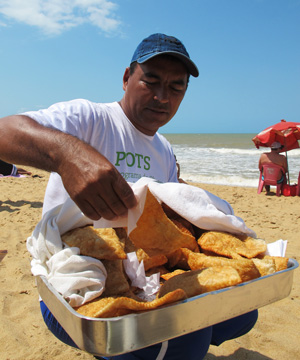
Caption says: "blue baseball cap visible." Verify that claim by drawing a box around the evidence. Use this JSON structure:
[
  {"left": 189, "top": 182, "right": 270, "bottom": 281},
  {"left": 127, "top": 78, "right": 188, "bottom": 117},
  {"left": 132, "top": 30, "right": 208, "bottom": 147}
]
[{"left": 131, "top": 33, "right": 199, "bottom": 77}]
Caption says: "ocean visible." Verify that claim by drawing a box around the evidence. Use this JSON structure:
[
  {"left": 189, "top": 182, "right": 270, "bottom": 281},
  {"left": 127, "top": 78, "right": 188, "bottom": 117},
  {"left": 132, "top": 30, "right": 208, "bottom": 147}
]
[{"left": 163, "top": 133, "right": 300, "bottom": 188}]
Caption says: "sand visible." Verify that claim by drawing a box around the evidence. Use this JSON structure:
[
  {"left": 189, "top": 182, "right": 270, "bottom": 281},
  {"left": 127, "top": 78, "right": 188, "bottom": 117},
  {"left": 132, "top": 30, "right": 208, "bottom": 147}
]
[{"left": 1, "top": 168, "right": 299, "bottom": 360}]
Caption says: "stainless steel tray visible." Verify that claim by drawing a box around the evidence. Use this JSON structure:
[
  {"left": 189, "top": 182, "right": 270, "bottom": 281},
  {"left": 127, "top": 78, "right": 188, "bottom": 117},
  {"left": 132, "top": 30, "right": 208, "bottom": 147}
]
[{"left": 36, "top": 258, "right": 298, "bottom": 357}]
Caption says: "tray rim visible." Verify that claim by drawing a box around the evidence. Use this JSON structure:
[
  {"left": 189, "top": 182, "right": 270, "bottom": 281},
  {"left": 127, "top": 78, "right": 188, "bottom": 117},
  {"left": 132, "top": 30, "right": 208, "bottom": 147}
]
[{"left": 38, "top": 258, "right": 299, "bottom": 322}]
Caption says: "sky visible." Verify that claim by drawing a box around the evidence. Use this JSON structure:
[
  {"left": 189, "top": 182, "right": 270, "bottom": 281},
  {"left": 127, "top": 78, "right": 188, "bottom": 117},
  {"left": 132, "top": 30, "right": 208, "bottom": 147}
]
[{"left": 0, "top": 0, "right": 299, "bottom": 134}]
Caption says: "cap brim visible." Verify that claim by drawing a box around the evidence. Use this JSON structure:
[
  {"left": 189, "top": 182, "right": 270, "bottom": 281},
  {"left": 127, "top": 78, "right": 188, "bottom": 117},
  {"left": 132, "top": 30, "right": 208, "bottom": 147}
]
[{"left": 137, "top": 51, "right": 199, "bottom": 77}]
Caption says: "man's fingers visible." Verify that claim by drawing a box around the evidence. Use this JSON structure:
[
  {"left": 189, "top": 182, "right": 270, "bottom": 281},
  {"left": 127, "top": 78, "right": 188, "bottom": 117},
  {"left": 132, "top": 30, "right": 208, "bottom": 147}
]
[
  {"left": 76, "top": 184, "right": 135, "bottom": 221},
  {"left": 86, "top": 176, "right": 137, "bottom": 220},
  {"left": 92, "top": 182, "right": 135, "bottom": 220},
  {"left": 112, "top": 176, "right": 138, "bottom": 209},
  {"left": 77, "top": 196, "right": 119, "bottom": 221}
]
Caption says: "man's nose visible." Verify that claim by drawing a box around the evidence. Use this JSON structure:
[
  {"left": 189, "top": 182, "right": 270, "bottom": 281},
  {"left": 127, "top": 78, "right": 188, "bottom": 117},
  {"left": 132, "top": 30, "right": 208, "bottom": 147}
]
[{"left": 153, "top": 86, "right": 169, "bottom": 103}]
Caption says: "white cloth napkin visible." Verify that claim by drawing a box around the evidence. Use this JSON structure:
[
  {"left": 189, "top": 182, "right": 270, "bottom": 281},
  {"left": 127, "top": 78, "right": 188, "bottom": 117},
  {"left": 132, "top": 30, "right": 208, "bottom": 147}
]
[
  {"left": 95, "top": 177, "right": 257, "bottom": 237},
  {"left": 266, "top": 239, "right": 288, "bottom": 256},
  {"left": 26, "top": 198, "right": 107, "bottom": 307},
  {"left": 46, "top": 248, "right": 107, "bottom": 307}
]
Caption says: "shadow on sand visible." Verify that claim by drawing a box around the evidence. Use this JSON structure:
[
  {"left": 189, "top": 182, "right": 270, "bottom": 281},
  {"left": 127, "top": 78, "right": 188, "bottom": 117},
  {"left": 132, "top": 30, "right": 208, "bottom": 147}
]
[
  {"left": 205, "top": 348, "right": 273, "bottom": 360},
  {"left": 0, "top": 199, "right": 43, "bottom": 212}
]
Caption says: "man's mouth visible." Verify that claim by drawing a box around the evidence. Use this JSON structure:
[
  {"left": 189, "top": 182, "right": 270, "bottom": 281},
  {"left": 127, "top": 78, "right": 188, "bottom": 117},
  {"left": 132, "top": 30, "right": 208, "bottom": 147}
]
[{"left": 148, "top": 107, "right": 168, "bottom": 114}]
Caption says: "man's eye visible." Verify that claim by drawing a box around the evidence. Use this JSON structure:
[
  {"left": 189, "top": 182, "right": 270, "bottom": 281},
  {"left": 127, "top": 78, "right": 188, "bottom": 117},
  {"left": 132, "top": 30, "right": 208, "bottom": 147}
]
[
  {"left": 171, "top": 86, "right": 185, "bottom": 92},
  {"left": 144, "top": 80, "right": 156, "bottom": 85}
]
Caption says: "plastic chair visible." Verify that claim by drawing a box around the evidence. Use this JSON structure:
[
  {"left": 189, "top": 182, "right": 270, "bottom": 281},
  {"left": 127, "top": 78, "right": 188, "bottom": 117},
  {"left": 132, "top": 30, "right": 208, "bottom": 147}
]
[{"left": 257, "top": 163, "right": 286, "bottom": 196}]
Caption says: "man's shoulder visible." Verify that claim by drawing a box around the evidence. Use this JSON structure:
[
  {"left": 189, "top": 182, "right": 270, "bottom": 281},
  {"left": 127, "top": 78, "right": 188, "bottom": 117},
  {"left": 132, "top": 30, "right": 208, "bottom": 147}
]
[
  {"left": 156, "top": 132, "right": 172, "bottom": 146},
  {"left": 65, "top": 99, "right": 118, "bottom": 110},
  {"left": 61, "top": 100, "right": 121, "bottom": 121}
]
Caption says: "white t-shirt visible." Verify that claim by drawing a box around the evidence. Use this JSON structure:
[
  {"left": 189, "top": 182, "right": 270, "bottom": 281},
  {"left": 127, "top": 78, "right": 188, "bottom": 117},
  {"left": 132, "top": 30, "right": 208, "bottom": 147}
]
[{"left": 23, "top": 99, "right": 178, "bottom": 215}]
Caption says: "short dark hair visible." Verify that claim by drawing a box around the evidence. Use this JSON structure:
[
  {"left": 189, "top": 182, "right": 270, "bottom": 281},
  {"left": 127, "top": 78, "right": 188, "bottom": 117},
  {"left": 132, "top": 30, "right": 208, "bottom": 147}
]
[
  {"left": 129, "top": 59, "right": 190, "bottom": 85},
  {"left": 129, "top": 61, "right": 138, "bottom": 75}
]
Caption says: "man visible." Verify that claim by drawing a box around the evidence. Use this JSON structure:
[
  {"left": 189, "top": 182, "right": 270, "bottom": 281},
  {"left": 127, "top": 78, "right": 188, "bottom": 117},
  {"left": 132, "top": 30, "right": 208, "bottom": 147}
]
[
  {"left": 259, "top": 141, "right": 288, "bottom": 192},
  {"left": 0, "top": 33, "right": 257, "bottom": 360}
]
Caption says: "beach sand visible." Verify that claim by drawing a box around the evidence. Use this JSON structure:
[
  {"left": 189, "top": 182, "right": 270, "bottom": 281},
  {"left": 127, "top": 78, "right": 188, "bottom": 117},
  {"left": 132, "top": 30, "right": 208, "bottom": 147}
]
[{"left": 1, "top": 168, "right": 299, "bottom": 360}]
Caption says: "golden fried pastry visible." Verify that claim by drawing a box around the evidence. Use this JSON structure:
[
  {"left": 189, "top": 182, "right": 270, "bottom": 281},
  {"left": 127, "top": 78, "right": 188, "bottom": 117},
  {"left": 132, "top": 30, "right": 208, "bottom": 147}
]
[
  {"left": 123, "top": 233, "right": 168, "bottom": 271},
  {"left": 62, "top": 226, "right": 126, "bottom": 260},
  {"left": 166, "top": 248, "right": 191, "bottom": 269},
  {"left": 146, "top": 265, "right": 169, "bottom": 278},
  {"left": 252, "top": 258, "right": 276, "bottom": 276},
  {"left": 136, "top": 248, "right": 168, "bottom": 271},
  {"left": 158, "top": 267, "right": 242, "bottom": 298},
  {"left": 129, "top": 190, "right": 198, "bottom": 257},
  {"left": 263, "top": 255, "right": 289, "bottom": 272},
  {"left": 101, "top": 259, "right": 130, "bottom": 297},
  {"left": 161, "top": 269, "right": 187, "bottom": 281},
  {"left": 75, "top": 289, "right": 187, "bottom": 318},
  {"left": 182, "top": 248, "right": 261, "bottom": 282},
  {"left": 198, "top": 231, "right": 267, "bottom": 259}
]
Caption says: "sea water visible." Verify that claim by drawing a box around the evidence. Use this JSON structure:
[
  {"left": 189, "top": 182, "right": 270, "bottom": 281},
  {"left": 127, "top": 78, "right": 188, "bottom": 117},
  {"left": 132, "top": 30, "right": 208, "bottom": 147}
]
[{"left": 163, "top": 133, "right": 300, "bottom": 187}]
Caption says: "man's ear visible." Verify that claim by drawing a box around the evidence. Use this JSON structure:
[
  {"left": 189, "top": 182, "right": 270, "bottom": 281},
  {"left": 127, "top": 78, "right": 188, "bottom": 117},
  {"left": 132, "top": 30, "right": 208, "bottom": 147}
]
[{"left": 122, "top": 67, "right": 130, "bottom": 91}]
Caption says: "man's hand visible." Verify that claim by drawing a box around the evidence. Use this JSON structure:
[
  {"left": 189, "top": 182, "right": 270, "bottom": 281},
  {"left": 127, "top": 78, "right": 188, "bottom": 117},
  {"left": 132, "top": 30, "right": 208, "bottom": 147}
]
[{"left": 58, "top": 141, "right": 137, "bottom": 221}]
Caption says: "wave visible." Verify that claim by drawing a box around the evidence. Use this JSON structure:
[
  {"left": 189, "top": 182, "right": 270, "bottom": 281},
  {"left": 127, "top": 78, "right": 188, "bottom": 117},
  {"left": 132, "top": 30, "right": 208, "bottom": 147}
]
[
  {"left": 168, "top": 134, "right": 300, "bottom": 187},
  {"left": 173, "top": 146, "right": 300, "bottom": 157},
  {"left": 182, "top": 173, "right": 259, "bottom": 188}
]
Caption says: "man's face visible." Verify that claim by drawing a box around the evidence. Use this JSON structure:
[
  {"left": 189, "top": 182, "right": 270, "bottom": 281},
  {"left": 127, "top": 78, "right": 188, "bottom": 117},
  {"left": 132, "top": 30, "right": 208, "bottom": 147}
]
[{"left": 120, "top": 55, "right": 188, "bottom": 136}]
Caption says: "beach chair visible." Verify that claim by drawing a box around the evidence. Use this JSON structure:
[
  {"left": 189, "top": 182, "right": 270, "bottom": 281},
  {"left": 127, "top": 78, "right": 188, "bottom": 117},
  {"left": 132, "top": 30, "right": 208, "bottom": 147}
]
[
  {"left": 257, "top": 164, "right": 286, "bottom": 197},
  {"left": 297, "top": 171, "right": 300, "bottom": 196}
]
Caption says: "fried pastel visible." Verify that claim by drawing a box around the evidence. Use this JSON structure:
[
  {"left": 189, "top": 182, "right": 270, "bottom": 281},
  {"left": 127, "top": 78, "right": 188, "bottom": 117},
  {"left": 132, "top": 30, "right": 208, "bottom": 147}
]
[
  {"left": 171, "top": 219, "right": 195, "bottom": 237},
  {"left": 136, "top": 249, "right": 168, "bottom": 271},
  {"left": 161, "top": 202, "right": 179, "bottom": 219},
  {"left": 252, "top": 258, "right": 276, "bottom": 276},
  {"left": 75, "top": 289, "right": 187, "bottom": 318},
  {"left": 129, "top": 190, "right": 198, "bottom": 257},
  {"left": 198, "top": 231, "right": 267, "bottom": 259},
  {"left": 162, "top": 202, "right": 196, "bottom": 237},
  {"left": 161, "top": 269, "right": 187, "bottom": 281},
  {"left": 62, "top": 226, "right": 126, "bottom": 260},
  {"left": 264, "top": 255, "right": 289, "bottom": 272},
  {"left": 182, "top": 248, "right": 261, "bottom": 282},
  {"left": 166, "top": 248, "right": 191, "bottom": 269},
  {"left": 146, "top": 265, "right": 169, "bottom": 278},
  {"left": 101, "top": 260, "right": 130, "bottom": 297},
  {"left": 158, "top": 266, "right": 242, "bottom": 298},
  {"left": 123, "top": 233, "right": 168, "bottom": 271}
]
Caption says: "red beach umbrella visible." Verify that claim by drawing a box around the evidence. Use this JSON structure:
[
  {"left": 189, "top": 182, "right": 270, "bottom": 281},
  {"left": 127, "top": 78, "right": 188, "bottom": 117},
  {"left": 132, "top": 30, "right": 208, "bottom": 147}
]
[{"left": 252, "top": 119, "right": 300, "bottom": 152}]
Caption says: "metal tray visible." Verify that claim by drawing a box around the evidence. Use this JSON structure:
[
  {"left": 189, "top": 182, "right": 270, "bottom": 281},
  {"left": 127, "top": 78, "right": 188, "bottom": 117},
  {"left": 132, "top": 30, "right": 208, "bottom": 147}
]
[{"left": 36, "top": 258, "right": 298, "bottom": 357}]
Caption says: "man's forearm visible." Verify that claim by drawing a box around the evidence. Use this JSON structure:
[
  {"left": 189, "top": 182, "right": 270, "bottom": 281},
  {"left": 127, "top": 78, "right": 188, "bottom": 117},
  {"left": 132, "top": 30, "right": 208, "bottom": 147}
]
[{"left": 0, "top": 115, "right": 80, "bottom": 173}]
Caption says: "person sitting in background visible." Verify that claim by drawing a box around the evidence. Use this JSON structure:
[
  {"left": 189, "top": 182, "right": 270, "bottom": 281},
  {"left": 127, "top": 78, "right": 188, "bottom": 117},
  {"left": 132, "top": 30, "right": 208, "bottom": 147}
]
[
  {"left": 258, "top": 141, "right": 288, "bottom": 192},
  {"left": 0, "top": 159, "right": 32, "bottom": 176}
]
